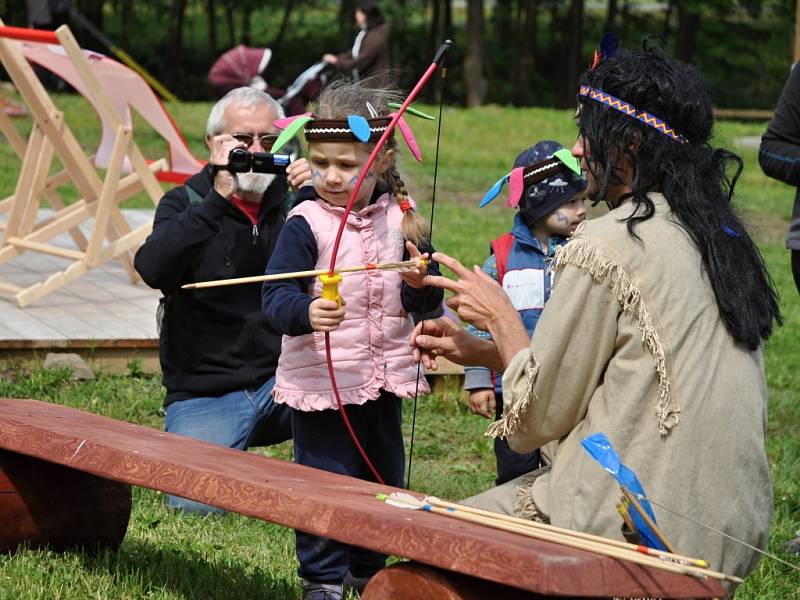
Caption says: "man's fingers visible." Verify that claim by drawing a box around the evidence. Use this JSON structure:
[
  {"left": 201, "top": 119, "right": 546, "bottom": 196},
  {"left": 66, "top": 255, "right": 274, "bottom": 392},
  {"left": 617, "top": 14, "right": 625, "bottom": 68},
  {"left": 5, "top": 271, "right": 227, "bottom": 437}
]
[
  {"left": 421, "top": 274, "right": 462, "bottom": 293},
  {"left": 431, "top": 252, "right": 475, "bottom": 280}
]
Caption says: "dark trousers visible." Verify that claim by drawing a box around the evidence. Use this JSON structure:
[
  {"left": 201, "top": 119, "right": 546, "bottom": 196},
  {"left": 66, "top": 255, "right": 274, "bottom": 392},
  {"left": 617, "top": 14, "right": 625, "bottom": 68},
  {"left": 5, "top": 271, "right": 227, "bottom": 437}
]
[
  {"left": 494, "top": 392, "right": 541, "bottom": 486},
  {"left": 792, "top": 250, "right": 800, "bottom": 295},
  {"left": 292, "top": 391, "right": 405, "bottom": 583}
]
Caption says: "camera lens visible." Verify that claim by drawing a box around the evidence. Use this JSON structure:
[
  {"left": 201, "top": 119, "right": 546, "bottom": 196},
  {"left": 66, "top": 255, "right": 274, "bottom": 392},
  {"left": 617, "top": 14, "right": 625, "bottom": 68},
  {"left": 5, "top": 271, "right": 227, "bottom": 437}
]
[{"left": 227, "top": 148, "right": 251, "bottom": 173}]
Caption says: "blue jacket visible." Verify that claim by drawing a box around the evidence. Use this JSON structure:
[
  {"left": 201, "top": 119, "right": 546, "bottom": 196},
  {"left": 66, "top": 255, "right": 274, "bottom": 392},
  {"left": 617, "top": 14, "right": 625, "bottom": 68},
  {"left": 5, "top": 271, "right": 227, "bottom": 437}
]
[{"left": 463, "top": 213, "right": 566, "bottom": 395}]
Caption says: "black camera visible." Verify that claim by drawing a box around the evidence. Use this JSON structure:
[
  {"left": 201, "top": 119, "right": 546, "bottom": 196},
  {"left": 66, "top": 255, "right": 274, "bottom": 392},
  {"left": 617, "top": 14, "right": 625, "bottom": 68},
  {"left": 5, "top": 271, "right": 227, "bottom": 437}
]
[{"left": 225, "top": 148, "right": 291, "bottom": 174}]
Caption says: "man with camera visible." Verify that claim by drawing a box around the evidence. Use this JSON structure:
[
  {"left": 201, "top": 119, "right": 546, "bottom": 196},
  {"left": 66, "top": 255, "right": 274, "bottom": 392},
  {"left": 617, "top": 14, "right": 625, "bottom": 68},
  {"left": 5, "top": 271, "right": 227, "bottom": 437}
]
[{"left": 134, "top": 87, "right": 313, "bottom": 513}]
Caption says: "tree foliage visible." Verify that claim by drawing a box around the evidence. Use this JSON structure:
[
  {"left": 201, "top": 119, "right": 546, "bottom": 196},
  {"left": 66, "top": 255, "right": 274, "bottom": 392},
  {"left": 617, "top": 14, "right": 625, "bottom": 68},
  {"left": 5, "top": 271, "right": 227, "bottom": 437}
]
[{"left": 0, "top": 0, "right": 795, "bottom": 109}]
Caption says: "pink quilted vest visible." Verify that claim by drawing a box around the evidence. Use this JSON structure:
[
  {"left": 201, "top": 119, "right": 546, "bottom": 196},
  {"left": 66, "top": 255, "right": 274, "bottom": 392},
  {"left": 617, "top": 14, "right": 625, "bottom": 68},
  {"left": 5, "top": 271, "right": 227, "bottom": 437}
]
[{"left": 273, "top": 194, "right": 430, "bottom": 411}]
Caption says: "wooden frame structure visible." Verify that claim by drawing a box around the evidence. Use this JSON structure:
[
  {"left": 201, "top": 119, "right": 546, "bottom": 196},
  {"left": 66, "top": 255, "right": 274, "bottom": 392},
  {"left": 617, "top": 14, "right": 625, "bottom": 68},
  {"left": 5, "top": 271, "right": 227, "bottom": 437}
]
[
  {"left": 0, "top": 22, "right": 167, "bottom": 307},
  {"left": 0, "top": 398, "right": 726, "bottom": 599}
]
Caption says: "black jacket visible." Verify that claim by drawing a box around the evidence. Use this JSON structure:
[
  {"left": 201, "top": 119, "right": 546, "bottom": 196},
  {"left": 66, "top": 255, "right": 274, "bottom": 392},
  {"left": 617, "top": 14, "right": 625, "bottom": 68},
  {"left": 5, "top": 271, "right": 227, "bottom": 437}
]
[
  {"left": 760, "top": 64, "right": 800, "bottom": 251},
  {"left": 134, "top": 167, "right": 310, "bottom": 405}
]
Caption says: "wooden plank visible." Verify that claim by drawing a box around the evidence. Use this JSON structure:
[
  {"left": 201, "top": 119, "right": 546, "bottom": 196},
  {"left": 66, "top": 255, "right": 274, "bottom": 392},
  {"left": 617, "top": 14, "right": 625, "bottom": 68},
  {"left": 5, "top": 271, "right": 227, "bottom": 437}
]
[
  {"left": 6, "top": 237, "right": 85, "bottom": 261},
  {"left": 0, "top": 398, "right": 725, "bottom": 599}
]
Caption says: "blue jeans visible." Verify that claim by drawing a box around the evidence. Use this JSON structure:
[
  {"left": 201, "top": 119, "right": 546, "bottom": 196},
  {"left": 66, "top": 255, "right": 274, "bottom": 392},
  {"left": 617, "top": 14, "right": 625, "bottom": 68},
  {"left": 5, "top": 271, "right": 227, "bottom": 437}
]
[
  {"left": 164, "top": 376, "right": 291, "bottom": 513},
  {"left": 293, "top": 392, "right": 404, "bottom": 583}
]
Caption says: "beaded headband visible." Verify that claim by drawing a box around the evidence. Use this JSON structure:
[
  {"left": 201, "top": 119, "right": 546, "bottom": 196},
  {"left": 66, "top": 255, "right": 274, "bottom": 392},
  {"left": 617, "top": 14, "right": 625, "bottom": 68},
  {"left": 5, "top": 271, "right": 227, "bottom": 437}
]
[{"left": 578, "top": 85, "right": 688, "bottom": 144}]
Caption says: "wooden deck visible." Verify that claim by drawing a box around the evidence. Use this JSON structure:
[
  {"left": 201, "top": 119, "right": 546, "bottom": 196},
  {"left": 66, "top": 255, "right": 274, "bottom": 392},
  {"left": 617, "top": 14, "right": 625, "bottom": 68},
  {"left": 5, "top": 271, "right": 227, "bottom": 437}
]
[
  {"left": 0, "top": 209, "right": 463, "bottom": 376},
  {"left": 0, "top": 209, "right": 159, "bottom": 350}
]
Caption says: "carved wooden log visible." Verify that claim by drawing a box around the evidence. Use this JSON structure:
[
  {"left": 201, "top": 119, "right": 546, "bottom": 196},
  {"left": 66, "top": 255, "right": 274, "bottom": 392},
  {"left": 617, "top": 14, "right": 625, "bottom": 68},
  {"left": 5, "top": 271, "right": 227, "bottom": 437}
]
[{"left": 0, "top": 449, "right": 131, "bottom": 553}]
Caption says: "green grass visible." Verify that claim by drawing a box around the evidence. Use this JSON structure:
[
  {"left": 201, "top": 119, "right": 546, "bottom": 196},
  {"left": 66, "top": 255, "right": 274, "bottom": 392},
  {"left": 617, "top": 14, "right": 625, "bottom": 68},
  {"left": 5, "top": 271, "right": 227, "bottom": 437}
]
[{"left": 0, "top": 97, "right": 798, "bottom": 598}]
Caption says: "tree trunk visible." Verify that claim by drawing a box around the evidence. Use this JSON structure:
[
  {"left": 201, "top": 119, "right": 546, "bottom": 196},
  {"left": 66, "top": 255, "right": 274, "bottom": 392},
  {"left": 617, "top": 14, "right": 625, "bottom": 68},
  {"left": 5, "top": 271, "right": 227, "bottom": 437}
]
[
  {"left": 605, "top": 0, "right": 618, "bottom": 32},
  {"left": 77, "top": 0, "right": 104, "bottom": 30},
  {"left": 241, "top": 5, "right": 252, "bottom": 46},
  {"left": 120, "top": 0, "right": 133, "bottom": 48},
  {"left": 168, "top": 0, "right": 188, "bottom": 73},
  {"left": 793, "top": 0, "right": 800, "bottom": 62},
  {"left": 206, "top": 0, "right": 218, "bottom": 58},
  {"left": 561, "top": 0, "right": 584, "bottom": 107},
  {"left": 515, "top": 0, "right": 538, "bottom": 106},
  {"left": 339, "top": 0, "right": 356, "bottom": 50},
  {"left": 224, "top": 0, "right": 236, "bottom": 46},
  {"left": 444, "top": 0, "right": 453, "bottom": 40},
  {"left": 271, "top": 0, "right": 295, "bottom": 54},
  {"left": 464, "top": 0, "right": 486, "bottom": 107},
  {"left": 674, "top": 1, "right": 700, "bottom": 63},
  {"left": 424, "top": 0, "right": 443, "bottom": 102}
]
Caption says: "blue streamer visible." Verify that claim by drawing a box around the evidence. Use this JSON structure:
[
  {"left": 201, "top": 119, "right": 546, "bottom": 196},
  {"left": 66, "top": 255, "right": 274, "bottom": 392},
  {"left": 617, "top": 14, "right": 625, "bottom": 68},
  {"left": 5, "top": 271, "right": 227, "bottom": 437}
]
[{"left": 581, "top": 433, "right": 668, "bottom": 551}]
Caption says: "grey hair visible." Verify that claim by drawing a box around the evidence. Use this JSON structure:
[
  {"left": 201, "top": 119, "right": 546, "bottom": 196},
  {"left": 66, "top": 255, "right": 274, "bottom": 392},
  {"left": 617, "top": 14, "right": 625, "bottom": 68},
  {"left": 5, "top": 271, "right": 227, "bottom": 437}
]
[{"left": 206, "top": 87, "right": 285, "bottom": 136}]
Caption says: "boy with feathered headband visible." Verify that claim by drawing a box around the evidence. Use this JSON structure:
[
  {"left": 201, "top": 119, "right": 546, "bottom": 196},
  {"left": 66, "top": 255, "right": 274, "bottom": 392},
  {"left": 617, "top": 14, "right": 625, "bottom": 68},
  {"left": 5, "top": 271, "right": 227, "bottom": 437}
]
[{"left": 464, "top": 140, "right": 586, "bottom": 485}]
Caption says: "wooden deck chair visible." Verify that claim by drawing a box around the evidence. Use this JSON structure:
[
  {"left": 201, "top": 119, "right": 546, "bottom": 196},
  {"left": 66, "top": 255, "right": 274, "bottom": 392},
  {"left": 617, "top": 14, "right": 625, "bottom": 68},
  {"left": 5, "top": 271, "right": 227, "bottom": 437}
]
[
  {"left": 0, "top": 23, "right": 188, "bottom": 307},
  {"left": 0, "top": 35, "right": 203, "bottom": 224}
]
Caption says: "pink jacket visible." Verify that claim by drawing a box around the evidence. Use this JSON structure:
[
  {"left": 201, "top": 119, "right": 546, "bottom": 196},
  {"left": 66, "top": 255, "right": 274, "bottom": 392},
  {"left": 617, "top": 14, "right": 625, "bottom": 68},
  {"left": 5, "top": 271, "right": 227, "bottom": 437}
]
[{"left": 273, "top": 194, "right": 430, "bottom": 411}]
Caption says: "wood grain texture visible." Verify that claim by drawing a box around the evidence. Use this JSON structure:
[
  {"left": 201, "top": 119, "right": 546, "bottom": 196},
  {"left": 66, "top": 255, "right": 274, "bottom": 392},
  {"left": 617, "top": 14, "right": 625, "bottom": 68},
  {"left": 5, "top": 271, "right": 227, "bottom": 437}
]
[
  {"left": 362, "top": 563, "right": 560, "bottom": 599},
  {"left": 0, "top": 398, "right": 725, "bottom": 599},
  {"left": 0, "top": 449, "right": 131, "bottom": 552}
]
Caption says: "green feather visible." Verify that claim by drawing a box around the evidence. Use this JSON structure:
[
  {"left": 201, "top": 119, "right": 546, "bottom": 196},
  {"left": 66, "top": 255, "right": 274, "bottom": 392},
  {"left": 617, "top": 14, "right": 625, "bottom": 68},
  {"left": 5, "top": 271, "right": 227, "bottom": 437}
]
[
  {"left": 270, "top": 115, "right": 314, "bottom": 153},
  {"left": 387, "top": 102, "right": 435, "bottom": 121},
  {"left": 553, "top": 148, "right": 582, "bottom": 175}
]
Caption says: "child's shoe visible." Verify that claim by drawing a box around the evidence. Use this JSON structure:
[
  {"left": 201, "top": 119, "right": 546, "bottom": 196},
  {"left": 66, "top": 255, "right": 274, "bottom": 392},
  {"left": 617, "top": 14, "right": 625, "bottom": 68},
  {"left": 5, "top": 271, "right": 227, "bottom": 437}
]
[{"left": 300, "top": 580, "right": 344, "bottom": 600}]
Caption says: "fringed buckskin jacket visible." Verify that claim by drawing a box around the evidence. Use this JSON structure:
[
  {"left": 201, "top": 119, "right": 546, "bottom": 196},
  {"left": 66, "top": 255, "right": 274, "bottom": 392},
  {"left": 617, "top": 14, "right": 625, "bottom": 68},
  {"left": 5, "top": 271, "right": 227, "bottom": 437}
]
[{"left": 477, "top": 193, "right": 771, "bottom": 590}]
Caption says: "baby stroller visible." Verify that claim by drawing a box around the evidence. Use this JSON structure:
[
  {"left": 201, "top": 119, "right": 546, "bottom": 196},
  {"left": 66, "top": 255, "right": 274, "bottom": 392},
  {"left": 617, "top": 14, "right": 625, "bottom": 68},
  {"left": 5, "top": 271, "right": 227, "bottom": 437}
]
[{"left": 208, "top": 45, "right": 327, "bottom": 116}]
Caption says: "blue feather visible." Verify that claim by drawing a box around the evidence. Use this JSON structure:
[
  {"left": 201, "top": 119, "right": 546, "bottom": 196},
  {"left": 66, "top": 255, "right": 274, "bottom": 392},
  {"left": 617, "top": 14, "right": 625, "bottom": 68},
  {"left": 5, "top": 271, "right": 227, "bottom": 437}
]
[
  {"left": 348, "top": 115, "right": 371, "bottom": 143},
  {"left": 479, "top": 174, "right": 510, "bottom": 208}
]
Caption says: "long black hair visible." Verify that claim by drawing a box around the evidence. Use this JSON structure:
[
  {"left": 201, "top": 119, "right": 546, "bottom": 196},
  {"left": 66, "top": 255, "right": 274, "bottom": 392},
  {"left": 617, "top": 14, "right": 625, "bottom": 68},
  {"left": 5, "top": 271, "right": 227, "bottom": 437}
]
[{"left": 577, "top": 44, "right": 781, "bottom": 350}]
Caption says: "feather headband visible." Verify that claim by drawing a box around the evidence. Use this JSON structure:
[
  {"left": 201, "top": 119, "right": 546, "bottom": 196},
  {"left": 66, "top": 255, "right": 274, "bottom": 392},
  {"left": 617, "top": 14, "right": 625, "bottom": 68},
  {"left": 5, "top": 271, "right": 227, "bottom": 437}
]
[
  {"left": 479, "top": 148, "right": 582, "bottom": 208},
  {"left": 270, "top": 103, "right": 434, "bottom": 162}
]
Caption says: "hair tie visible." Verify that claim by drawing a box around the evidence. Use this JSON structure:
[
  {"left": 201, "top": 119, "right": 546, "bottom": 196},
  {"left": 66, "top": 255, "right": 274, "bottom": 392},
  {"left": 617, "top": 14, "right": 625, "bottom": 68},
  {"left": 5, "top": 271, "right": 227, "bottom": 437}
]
[{"left": 398, "top": 199, "right": 413, "bottom": 213}]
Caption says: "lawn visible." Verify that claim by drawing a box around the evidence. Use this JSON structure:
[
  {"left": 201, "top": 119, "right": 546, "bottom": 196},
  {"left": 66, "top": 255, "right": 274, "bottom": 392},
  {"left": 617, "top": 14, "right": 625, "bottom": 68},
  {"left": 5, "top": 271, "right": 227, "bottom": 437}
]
[{"left": 0, "top": 93, "right": 797, "bottom": 599}]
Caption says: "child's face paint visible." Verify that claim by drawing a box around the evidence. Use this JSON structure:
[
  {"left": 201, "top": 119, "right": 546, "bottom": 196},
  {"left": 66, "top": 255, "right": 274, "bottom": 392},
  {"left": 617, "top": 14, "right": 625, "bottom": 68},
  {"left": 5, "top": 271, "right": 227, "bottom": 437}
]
[
  {"left": 308, "top": 141, "right": 381, "bottom": 210},
  {"left": 541, "top": 194, "right": 587, "bottom": 237}
]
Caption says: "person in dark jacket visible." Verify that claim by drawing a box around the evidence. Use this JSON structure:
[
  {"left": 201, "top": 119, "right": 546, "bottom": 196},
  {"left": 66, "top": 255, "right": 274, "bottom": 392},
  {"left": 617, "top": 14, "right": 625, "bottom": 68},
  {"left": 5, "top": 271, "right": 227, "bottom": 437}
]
[
  {"left": 760, "top": 63, "right": 800, "bottom": 295},
  {"left": 134, "top": 87, "right": 314, "bottom": 513},
  {"left": 322, "top": 0, "right": 390, "bottom": 84}
]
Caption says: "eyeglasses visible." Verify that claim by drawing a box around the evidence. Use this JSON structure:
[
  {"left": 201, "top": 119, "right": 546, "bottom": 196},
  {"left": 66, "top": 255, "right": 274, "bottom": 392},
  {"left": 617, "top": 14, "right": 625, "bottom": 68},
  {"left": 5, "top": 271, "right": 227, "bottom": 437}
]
[{"left": 231, "top": 132, "right": 279, "bottom": 149}]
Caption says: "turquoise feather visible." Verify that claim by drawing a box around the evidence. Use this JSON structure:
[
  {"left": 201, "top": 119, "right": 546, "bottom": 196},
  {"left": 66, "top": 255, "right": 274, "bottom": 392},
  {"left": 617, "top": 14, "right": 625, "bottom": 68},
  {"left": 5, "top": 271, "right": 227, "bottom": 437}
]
[
  {"left": 348, "top": 115, "right": 371, "bottom": 142},
  {"left": 479, "top": 174, "right": 510, "bottom": 208}
]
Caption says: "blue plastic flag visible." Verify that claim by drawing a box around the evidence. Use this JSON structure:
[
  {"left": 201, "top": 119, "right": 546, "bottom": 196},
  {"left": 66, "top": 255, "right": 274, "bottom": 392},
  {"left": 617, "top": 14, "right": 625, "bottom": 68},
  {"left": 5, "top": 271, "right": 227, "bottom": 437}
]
[{"left": 581, "top": 432, "right": 668, "bottom": 551}]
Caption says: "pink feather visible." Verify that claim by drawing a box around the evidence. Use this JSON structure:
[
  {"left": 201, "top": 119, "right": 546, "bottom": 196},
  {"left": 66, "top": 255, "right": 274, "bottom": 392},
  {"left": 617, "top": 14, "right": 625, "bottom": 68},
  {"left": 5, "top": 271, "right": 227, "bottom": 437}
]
[
  {"left": 273, "top": 112, "right": 312, "bottom": 130},
  {"left": 506, "top": 168, "right": 524, "bottom": 208},
  {"left": 393, "top": 114, "right": 422, "bottom": 162}
]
